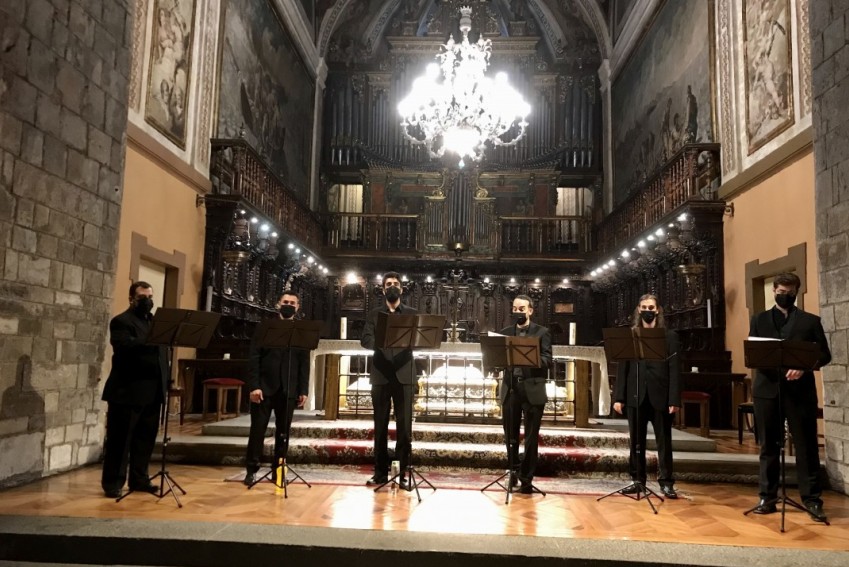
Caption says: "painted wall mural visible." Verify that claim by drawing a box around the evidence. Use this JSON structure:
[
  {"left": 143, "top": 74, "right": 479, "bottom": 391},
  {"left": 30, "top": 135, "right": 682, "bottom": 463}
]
[
  {"left": 611, "top": 0, "right": 714, "bottom": 205},
  {"left": 743, "top": 0, "right": 794, "bottom": 154},
  {"left": 217, "top": 0, "right": 316, "bottom": 200},
  {"left": 145, "top": 0, "right": 196, "bottom": 148}
]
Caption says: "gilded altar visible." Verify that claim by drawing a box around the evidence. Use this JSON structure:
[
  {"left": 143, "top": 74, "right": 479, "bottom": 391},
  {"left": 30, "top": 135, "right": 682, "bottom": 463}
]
[{"left": 311, "top": 341, "right": 609, "bottom": 426}]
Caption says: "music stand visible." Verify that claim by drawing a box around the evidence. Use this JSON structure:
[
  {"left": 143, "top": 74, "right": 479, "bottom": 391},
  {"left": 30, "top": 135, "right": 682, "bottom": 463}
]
[
  {"left": 742, "top": 339, "right": 827, "bottom": 531},
  {"left": 479, "top": 334, "right": 547, "bottom": 504},
  {"left": 596, "top": 327, "right": 667, "bottom": 514},
  {"left": 246, "top": 319, "right": 322, "bottom": 497},
  {"left": 118, "top": 308, "right": 220, "bottom": 508},
  {"left": 372, "top": 312, "right": 446, "bottom": 502}
]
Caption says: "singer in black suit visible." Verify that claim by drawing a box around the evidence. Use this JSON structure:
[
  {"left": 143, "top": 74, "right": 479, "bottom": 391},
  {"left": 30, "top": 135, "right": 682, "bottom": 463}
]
[
  {"left": 361, "top": 271, "right": 419, "bottom": 487},
  {"left": 498, "top": 294, "right": 552, "bottom": 493},
  {"left": 101, "top": 281, "right": 168, "bottom": 498},
  {"left": 243, "top": 292, "right": 310, "bottom": 485},
  {"left": 613, "top": 293, "right": 681, "bottom": 499},
  {"left": 749, "top": 273, "right": 831, "bottom": 522}
]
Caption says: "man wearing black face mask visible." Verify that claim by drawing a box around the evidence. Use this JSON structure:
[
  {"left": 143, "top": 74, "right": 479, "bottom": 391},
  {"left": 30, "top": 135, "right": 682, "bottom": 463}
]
[
  {"left": 361, "top": 271, "right": 419, "bottom": 487},
  {"left": 749, "top": 273, "right": 831, "bottom": 521},
  {"left": 613, "top": 293, "right": 681, "bottom": 499},
  {"left": 497, "top": 294, "right": 552, "bottom": 493},
  {"left": 243, "top": 292, "right": 310, "bottom": 485},
  {"left": 101, "top": 282, "right": 168, "bottom": 498}
]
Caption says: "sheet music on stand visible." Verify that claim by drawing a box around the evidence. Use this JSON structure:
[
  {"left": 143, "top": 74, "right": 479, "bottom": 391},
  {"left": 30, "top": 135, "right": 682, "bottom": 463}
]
[
  {"left": 374, "top": 312, "right": 446, "bottom": 350},
  {"left": 479, "top": 335, "right": 542, "bottom": 369},
  {"left": 601, "top": 327, "right": 667, "bottom": 363},
  {"left": 253, "top": 318, "right": 322, "bottom": 350}
]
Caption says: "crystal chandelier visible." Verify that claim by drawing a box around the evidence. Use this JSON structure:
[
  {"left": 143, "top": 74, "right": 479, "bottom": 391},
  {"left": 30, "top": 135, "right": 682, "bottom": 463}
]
[{"left": 398, "top": 7, "right": 531, "bottom": 168}]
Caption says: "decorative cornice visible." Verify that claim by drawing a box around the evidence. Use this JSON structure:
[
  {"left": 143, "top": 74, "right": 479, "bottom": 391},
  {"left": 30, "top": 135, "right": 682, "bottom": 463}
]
[
  {"left": 797, "top": 0, "right": 812, "bottom": 116},
  {"left": 718, "top": 0, "right": 736, "bottom": 175},
  {"left": 128, "top": 0, "right": 147, "bottom": 112}
]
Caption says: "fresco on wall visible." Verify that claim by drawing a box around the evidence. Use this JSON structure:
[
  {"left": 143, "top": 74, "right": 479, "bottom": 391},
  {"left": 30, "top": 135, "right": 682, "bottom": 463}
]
[
  {"left": 145, "top": 0, "right": 196, "bottom": 148},
  {"left": 611, "top": 0, "right": 713, "bottom": 205},
  {"left": 218, "top": 0, "right": 315, "bottom": 200},
  {"left": 743, "top": 0, "right": 793, "bottom": 154}
]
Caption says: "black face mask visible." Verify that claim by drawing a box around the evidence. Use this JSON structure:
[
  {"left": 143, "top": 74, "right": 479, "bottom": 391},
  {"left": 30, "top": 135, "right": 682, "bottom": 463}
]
[
  {"left": 279, "top": 304, "right": 297, "bottom": 318},
  {"left": 512, "top": 313, "right": 528, "bottom": 326},
  {"left": 384, "top": 286, "right": 401, "bottom": 303},
  {"left": 134, "top": 297, "right": 154, "bottom": 316},
  {"left": 640, "top": 310, "right": 657, "bottom": 324},
  {"left": 775, "top": 293, "right": 797, "bottom": 309}
]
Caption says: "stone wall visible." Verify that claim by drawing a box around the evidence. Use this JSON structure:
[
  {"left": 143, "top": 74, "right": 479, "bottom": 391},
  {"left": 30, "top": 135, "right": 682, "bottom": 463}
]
[
  {"left": 810, "top": 0, "right": 849, "bottom": 495},
  {"left": 0, "top": 0, "right": 131, "bottom": 487}
]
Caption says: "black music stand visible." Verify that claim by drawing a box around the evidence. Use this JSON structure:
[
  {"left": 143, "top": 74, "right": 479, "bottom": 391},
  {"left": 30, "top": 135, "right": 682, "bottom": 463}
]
[
  {"left": 246, "top": 318, "right": 322, "bottom": 497},
  {"left": 118, "top": 308, "right": 220, "bottom": 508},
  {"left": 479, "top": 334, "right": 547, "bottom": 504},
  {"left": 742, "top": 338, "right": 827, "bottom": 531},
  {"left": 372, "top": 312, "right": 446, "bottom": 502},
  {"left": 597, "top": 327, "right": 667, "bottom": 514}
]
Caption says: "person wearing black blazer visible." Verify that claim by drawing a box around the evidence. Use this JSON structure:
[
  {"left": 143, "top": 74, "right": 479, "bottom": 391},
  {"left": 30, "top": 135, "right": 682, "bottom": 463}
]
[
  {"left": 101, "top": 281, "right": 168, "bottom": 498},
  {"left": 498, "top": 294, "right": 552, "bottom": 493},
  {"left": 360, "top": 271, "right": 419, "bottom": 487},
  {"left": 243, "top": 292, "right": 310, "bottom": 485},
  {"left": 749, "top": 273, "right": 831, "bottom": 522},
  {"left": 613, "top": 293, "right": 681, "bottom": 499}
]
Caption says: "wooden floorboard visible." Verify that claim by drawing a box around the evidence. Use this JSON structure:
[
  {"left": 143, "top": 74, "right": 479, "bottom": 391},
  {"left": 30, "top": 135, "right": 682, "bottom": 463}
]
[{"left": 1, "top": 464, "right": 847, "bottom": 552}]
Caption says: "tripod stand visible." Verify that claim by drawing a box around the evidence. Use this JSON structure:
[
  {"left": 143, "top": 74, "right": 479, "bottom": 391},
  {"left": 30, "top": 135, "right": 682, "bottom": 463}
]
[
  {"left": 245, "top": 318, "right": 321, "bottom": 497},
  {"left": 119, "top": 308, "right": 220, "bottom": 508},
  {"left": 597, "top": 327, "right": 669, "bottom": 514},
  {"left": 479, "top": 334, "right": 547, "bottom": 504},
  {"left": 742, "top": 339, "right": 827, "bottom": 531},
  {"left": 370, "top": 312, "right": 445, "bottom": 502}
]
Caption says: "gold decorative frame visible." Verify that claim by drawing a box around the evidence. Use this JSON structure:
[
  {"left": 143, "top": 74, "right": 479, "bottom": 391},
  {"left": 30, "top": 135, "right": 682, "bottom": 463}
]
[
  {"left": 743, "top": 0, "right": 795, "bottom": 155},
  {"left": 144, "top": 0, "right": 197, "bottom": 149}
]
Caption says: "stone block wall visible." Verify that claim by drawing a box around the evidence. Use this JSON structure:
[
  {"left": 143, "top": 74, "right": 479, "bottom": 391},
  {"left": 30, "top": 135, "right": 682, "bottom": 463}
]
[
  {"left": 810, "top": 0, "right": 849, "bottom": 495},
  {"left": 0, "top": 0, "right": 131, "bottom": 486}
]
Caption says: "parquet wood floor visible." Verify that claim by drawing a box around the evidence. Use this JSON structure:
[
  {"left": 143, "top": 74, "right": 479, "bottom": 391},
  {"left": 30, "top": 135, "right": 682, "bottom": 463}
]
[{"left": 1, "top": 464, "right": 847, "bottom": 552}]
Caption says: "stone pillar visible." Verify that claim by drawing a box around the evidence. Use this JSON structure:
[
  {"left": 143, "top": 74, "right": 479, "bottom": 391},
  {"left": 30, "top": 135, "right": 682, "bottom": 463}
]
[
  {"left": 810, "top": 0, "right": 849, "bottom": 495},
  {"left": 0, "top": 0, "right": 131, "bottom": 486}
]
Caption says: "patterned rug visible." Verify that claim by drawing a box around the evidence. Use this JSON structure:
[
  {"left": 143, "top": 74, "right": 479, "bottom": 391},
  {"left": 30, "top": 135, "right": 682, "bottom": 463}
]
[{"left": 224, "top": 464, "right": 675, "bottom": 497}]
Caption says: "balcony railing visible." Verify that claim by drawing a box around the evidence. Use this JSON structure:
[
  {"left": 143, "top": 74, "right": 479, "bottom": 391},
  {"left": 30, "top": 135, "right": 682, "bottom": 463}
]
[
  {"left": 324, "top": 213, "right": 418, "bottom": 254},
  {"left": 597, "top": 143, "right": 721, "bottom": 256},
  {"left": 210, "top": 137, "right": 323, "bottom": 251},
  {"left": 499, "top": 216, "right": 591, "bottom": 257}
]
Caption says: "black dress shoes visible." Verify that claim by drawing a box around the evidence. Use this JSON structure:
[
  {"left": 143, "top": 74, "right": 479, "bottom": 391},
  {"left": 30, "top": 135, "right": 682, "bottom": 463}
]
[
  {"left": 805, "top": 501, "right": 827, "bottom": 523},
  {"left": 129, "top": 482, "right": 159, "bottom": 494},
  {"left": 103, "top": 487, "right": 122, "bottom": 498},
  {"left": 398, "top": 476, "right": 410, "bottom": 491},
  {"left": 621, "top": 484, "right": 642, "bottom": 495},
  {"left": 519, "top": 483, "right": 534, "bottom": 494},
  {"left": 243, "top": 473, "right": 256, "bottom": 486},
  {"left": 660, "top": 485, "right": 678, "bottom": 499},
  {"left": 366, "top": 475, "right": 388, "bottom": 486},
  {"left": 752, "top": 498, "right": 777, "bottom": 514}
]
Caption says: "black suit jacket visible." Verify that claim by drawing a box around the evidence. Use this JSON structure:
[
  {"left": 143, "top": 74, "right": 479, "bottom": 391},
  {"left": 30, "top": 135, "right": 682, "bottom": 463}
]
[
  {"left": 749, "top": 307, "right": 831, "bottom": 399},
  {"left": 102, "top": 308, "right": 168, "bottom": 406},
  {"left": 361, "top": 303, "right": 420, "bottom": 385},
  {"left": 497, "top": 321, "right": 552, "bottom": 406},
  {"left": 614, "top": 329, "right": 681, "bottom": 409},
  {"left": 248, "top": 321, "right": 310, "bottom": 398}
]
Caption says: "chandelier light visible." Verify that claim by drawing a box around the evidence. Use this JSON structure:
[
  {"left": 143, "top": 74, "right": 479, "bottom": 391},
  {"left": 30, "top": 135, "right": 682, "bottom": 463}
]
[{"left": 398, "top": 7, "right": 531, "bottom": 168}]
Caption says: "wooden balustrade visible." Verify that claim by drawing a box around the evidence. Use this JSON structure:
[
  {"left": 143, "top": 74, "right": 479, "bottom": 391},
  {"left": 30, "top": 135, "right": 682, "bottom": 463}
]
[
  {"left": 210, "top": 138, "right": 323, "bottom": 251},
  {"left": 597, "top": 143, "right": 720, "bottom": 256},
  {"left": 499, "top": 216, "right": 591, "bottom": 257},
  {"left": 324, "top": 213, "right": 418, "bottom": 253}
]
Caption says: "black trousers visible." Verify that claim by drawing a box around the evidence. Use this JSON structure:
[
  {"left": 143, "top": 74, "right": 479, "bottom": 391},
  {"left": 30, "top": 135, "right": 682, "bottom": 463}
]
[
  {"left": 502, "top": 381, "right": 544, "bottom": 483},
  {"left": 371, "top": 378, "right": 413, "bottom": 476},
  {"left": 245, "top": 389, "right": 298, "bottom": 472},
  {"left": 626, "top": 397, "right": 674, "bottom": 485},
  {"left": 101, "top": 401, "right": 161, "bottom": 491},
  {"left": 754, "top": 389, "right": 822, "bottom": 504}
]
